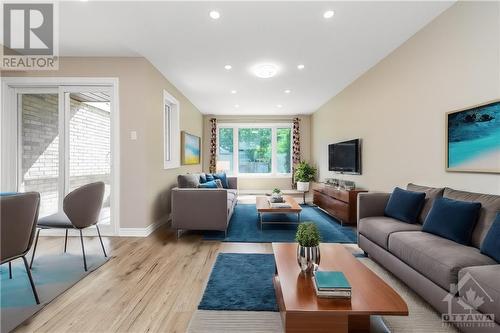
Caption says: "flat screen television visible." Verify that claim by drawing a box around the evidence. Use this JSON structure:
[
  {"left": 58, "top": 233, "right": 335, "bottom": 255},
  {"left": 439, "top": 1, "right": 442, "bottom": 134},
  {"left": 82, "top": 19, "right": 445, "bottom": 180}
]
[{"left": 328, "top": 139, "right": 361, "bottom": 174}]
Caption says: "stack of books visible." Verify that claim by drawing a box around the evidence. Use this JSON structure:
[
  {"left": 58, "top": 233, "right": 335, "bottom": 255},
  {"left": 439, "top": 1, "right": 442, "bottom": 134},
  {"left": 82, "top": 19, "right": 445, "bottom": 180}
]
[{"left": 312, "top": 271, "right": 352, "bottom": 299}]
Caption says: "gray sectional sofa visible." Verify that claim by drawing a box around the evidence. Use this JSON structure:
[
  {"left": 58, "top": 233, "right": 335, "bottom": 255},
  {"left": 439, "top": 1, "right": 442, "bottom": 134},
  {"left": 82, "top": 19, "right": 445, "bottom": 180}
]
[
  {"left": 357, "top": 184, "right": 500, "bottom": 333},
  {"left": 171, "top": 173, "right": 237, "bottom": 238}
]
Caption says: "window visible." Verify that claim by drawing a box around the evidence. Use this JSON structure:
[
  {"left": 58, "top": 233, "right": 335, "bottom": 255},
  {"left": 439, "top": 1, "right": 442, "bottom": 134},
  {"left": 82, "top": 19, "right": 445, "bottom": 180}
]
[
  {"left": 276, "top": 128, "right": 292, "bottom": 174},
  {"left": 217, "top": 124, "right": 292, "bottom": 176},
  {"left": 163, "top": 90, "right": 180, "bottom": 169}
]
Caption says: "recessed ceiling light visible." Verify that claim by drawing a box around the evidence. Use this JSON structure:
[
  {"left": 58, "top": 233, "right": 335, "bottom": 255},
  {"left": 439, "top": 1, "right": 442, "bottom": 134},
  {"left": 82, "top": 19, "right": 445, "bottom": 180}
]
[
  {"left": 209, "top": 10, "right": 220, "bottom": 20},
  {"left": 230, "top": 90, "right": 237, "bottom": 94},
  {"left": 276, "top": 104, "right": 283, "bottom": 108},
  {"left": 297, "top": 64, "right": 305, "bottom": 70},
  {"left": 253, "top": 63, "right": 278, "bottom": 79},
  {"left": 224, "top": 65, "right": 232, "bottom": 70},
  {"left": 284, "top": 89, "right": 291, "bottom": 94},
  {"left": 234, "top": 104, "right": 240, "bottom": 108},
  {"left": 323, "top": 10, "right": 335, "bottom": 19}
]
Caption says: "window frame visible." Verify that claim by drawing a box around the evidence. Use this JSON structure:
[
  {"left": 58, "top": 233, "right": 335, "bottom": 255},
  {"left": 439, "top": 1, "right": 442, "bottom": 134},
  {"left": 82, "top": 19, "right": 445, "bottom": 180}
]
[{"left": 216, "top": 123, "right": 293, "bottom": 178}]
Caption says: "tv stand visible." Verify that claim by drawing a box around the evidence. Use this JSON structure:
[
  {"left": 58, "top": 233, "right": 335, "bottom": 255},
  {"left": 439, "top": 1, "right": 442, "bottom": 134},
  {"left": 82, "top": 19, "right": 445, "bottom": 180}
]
[{"left": 312, "top": 183, "right": 367, "bottom": 226}]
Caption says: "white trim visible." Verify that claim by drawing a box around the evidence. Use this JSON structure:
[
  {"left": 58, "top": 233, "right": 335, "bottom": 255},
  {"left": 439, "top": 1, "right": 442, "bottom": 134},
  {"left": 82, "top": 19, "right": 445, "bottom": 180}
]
[
  {"left": 119, "top": 217, "right": 168, "bottom": 237},
  {"left": 163, "top": 89, "right": 180, "bottom": 169},
  {"left": 1, "top": 77, "right": 121, "bottom": 237}
]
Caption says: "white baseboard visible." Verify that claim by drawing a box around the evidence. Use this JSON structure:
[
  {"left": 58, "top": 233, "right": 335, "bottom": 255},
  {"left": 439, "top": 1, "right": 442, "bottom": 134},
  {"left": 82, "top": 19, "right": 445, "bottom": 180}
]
[
  {"left": 119, "top": 215, "right": 169, "bottom": 237},
  {"left": 36, "top": 216, "right": 169, "bottom": 238}
]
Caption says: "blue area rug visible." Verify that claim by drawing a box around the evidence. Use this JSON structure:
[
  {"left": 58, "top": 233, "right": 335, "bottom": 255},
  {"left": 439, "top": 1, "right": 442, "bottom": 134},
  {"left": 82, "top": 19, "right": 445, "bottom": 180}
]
[
  {"left": 1, "top": 253, "right": 108, "bottom": 332},
  {"left": 203, "top": 204, "right": 356, "bottom": 243},
  {"left": 198, "top": 253, "right": 278, "bottom": 311}
]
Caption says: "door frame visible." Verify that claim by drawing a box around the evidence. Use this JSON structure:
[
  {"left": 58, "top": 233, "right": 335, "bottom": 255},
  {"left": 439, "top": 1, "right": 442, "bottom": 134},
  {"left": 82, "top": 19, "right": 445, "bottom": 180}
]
[{"left": 1, "top": 77, "right": 120, "bottom": 236}]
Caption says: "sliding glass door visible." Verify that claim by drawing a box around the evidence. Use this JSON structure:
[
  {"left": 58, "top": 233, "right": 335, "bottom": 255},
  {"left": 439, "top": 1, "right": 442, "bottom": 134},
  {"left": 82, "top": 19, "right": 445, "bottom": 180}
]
[
  {"left": 17, "top": 89, "right": 61, "bottom": 217},
  {"left": 5, "top": 84, "right": 116, "bottom": 233}
]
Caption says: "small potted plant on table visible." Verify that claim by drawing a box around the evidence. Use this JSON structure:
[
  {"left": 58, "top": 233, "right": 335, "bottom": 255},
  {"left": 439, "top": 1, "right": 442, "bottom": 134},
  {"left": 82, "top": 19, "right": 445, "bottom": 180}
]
[
  {"left": 296, "top": 222, "right": 321, "bottom": 273},
  {"left": 294, "top": 161, "right": 317, "bottom": 192},
  {"left": 271, "top": 188, "right": 283, "bottom": 203}
]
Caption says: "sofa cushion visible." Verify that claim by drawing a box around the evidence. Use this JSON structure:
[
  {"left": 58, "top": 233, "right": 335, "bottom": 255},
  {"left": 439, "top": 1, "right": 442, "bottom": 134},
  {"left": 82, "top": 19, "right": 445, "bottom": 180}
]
[
  {"left": 480, "top": 213, "right": 500, "bottom": 263},
  {"left": 212, "top": 172, "right": 229, "bottom": 189},
  {"left": 388, "top": 231, "right": 496, "bottom": 291},
  {"left": 227, "top": 189, "right": 237, "bottom": 204},
  {"left": 407, "top": 183, "right": 445, "bottom": 224},
  {"left": 177, "top": 174, "right": 200, "bottom": 188},
  {"left": 458, "top": 265, "right": 500, "bottom": 323},
  {"left": 444, "top": 188, "right": 500, "bottom": 249},
  {"left": 384, "top": 187, "right": 426, "bottom": 223},
  {"left": 199, "top": 173, "right": 207, "bottom": 183},
  {"left": 358, "top": 216, "right": 422, "bottom": 250},
  {"left": 423, "top": 197, "right": 481, "bottom": 245},
  {"left": 198, "top": 180, "right": 218, "bottom": 188}
]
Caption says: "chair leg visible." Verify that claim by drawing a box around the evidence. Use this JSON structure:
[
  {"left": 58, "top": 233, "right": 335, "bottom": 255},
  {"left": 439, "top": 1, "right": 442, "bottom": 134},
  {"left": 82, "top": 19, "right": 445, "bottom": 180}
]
[
  {"left": 64, "top": 229, "right": 68, "bottom": 253},
  {"left": 9, "top": 261, "right": 12, "bottom": 279},
  {"left": 22, "top": 256, "right": 40, "bottom": 304},
  {"left": 79, "top": 230, "right": 88, "bottom": 271},
  {"left": 95, "top": 225, "right": 107, "bottom": 257},
  {"left": 30, "top": 228, "right": 40, "bottom": 269}
]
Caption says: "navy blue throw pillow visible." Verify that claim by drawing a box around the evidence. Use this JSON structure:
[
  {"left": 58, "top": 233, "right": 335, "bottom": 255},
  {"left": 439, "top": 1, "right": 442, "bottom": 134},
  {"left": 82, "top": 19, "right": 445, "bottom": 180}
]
[
  {"left": 212, "top": 172, "right": 228, "bottom": 189},
  {"left": 384, "top": 187, "right": 426, "bottom": 223},
  {"left": 480, "top": 213, "right": 500, "bottom": 263},
  {"left": 198, "top": 180, "right": 218, "bottom": 188},
  {"left": 422, "top": 197, "right": 481, "bottom": 245}
]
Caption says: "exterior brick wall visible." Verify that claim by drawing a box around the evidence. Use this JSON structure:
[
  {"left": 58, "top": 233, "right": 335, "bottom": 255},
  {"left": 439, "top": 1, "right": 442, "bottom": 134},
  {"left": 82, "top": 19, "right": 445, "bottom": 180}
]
[{"left": 20, "top": 94, "right": 110, "bottom": 217}]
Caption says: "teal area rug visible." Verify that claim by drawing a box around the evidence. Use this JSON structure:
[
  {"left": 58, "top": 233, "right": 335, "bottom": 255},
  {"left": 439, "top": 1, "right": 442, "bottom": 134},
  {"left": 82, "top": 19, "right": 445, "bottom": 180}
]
[
  {"left": 203, "top": 204, "right": 356, "bottom": 243},
  {"left": 198, "top": 253, "right": 278, "bottom": 311},
  {"left": 1, "top": 253, "right": 108, "bottom": 332}
]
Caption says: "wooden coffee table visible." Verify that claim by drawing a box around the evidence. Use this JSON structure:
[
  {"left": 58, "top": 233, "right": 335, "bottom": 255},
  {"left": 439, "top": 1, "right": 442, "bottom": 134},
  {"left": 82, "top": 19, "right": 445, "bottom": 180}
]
[
  {"left": 272, "top": 243, "right": 408, "bottom": 333},
  {"left": 256, "top": 196, "right": 302, "bottom": 230}
]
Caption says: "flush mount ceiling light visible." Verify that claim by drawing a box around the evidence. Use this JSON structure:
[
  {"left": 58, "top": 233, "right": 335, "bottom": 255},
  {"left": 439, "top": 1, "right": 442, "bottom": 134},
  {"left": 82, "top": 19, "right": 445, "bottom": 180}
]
[
  {"left": 234, "top": 104, "right": 240, "bottom": 108},
  {"left": 230, "top": 90, "right": 237, "bottom": 94},
  {"left": 276, "top": 104, "right": 283, "bottom": 108},
  {"left": 224, "top": 64, "right": 232, "bottom": 70},
  {"left": 284, "top": 89, "right": 291, "bottom": 94},
  {"left": 253, "top": 63, "right": 278, "bottom": 79},
  {"left": 209, "top": 10, "right": 220, "bottom": 20},
  {"left": 323, "top": 10, "right": 335, "bottom": 19},
  {"left": 297, "top": 64, "right": 305, "bottom": 70}
]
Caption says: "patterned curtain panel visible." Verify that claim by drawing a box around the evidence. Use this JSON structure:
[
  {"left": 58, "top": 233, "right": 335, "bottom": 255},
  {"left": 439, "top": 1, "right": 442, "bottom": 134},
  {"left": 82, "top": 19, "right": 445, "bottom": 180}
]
[
  {"left": 292, "top": 117, "right": 301, "bottom": 188},
  {"left": 209, "top": 118, "right": 217, "bottom": 173}
]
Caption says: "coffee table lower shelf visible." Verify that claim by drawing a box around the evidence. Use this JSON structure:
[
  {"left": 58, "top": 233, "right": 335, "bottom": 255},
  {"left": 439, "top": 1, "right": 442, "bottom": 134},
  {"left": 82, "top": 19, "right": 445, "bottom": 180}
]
[{"left": 273, "top": 275, "right": 391, "bottom": 333}]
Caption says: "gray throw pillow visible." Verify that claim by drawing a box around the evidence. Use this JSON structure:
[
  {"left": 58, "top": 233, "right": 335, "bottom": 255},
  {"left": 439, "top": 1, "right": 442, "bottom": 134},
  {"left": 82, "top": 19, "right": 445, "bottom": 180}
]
[
  {"left": 214, "top": 179, "right": 224, "bottom": 188},
  {"left": 177, "top": 174, "right": 200, "bottom": 188},
  {"left": 407, "top": 183, "right": 445, "bottom": 224}
]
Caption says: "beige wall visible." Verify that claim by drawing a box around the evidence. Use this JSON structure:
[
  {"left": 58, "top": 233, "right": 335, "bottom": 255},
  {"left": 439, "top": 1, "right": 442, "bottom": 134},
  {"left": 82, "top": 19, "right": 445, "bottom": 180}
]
[
  {"left": 311, "top": 1, "right": 500, "bottom": 194},
  {"left": 3, "top": 57, "right": 203, "bottom": 229},
  {"left": 202, "top": 115, "right": 311, "bottom": 190}
]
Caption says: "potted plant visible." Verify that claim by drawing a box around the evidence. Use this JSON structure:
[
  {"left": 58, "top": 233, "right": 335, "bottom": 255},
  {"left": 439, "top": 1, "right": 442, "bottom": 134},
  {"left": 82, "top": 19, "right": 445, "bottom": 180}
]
[
  {"left": 294, "top": 161, "right": 317, "bottom": 192},
  {"left": 295, "top": 222, "right": 321, "bottom": 273},
  {"left": 271, "top": 188, "right": 283, "bottom": 203}
]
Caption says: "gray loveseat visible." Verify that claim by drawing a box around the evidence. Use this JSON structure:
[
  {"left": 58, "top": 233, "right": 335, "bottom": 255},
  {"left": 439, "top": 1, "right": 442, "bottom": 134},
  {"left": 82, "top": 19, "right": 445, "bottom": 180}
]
[
  {"left": 357, "top": 184, "right": 500, "bottom": 333},
  {"left": 171, "top": 173, "right": 237, "bottom": 238}
]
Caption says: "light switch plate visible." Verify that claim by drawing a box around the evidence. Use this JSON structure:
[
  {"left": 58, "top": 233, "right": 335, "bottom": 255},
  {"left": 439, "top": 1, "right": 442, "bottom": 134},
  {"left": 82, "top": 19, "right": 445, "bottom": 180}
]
[{"left": 130, "top": 131, "right": 137, "bottom": 140}]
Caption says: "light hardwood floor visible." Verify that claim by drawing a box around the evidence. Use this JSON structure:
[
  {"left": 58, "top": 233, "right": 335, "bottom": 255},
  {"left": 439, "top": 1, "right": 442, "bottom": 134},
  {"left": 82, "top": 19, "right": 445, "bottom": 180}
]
[{"left": 14, "top": 230, "right": 272, "bottom": 333}]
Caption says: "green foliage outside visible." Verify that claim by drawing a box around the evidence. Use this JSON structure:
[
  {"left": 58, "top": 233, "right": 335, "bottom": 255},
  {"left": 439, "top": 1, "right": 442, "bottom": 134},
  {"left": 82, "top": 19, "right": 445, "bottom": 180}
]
[
  {"left": 294, "top": 161, "right": 317, "bottom": 182},
  {"left": 295, "top": 222, "right": 321, "bottom": 247},
  {"left": 218, "top": 127, "right": 291, "bottom": 173}
]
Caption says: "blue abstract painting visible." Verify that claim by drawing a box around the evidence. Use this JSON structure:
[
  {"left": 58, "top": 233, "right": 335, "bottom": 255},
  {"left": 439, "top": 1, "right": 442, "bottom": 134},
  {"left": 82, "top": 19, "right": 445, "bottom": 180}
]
[
  {"left": 182, "top": 131, "right": 200, "bottom": 165},
  {"left": 447, "top": 100, "right": 500, "bottom": 172}
]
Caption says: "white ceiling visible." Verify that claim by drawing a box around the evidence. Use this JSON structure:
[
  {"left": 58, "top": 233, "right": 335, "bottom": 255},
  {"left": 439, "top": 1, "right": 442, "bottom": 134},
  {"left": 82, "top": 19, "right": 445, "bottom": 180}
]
[{"left": 59, "top": 1, "right": 454, "bottom": 115}]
